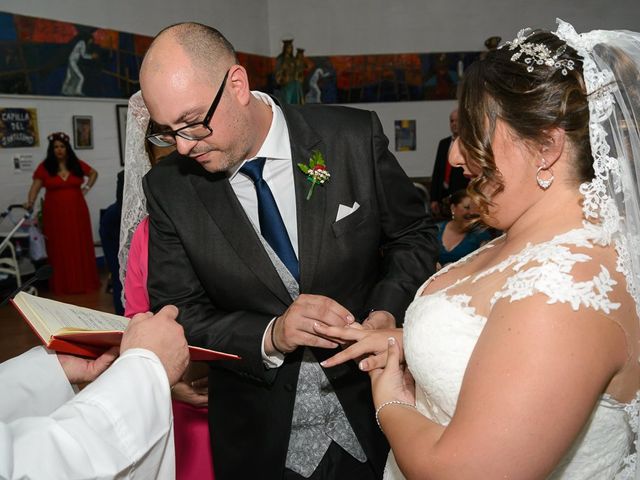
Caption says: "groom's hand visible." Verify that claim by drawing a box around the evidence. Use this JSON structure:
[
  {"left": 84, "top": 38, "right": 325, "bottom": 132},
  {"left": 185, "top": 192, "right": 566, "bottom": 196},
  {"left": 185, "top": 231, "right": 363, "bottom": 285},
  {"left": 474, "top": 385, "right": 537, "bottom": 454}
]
[{"left": 267, "top": 294, "right": 355, "bottom": 354}]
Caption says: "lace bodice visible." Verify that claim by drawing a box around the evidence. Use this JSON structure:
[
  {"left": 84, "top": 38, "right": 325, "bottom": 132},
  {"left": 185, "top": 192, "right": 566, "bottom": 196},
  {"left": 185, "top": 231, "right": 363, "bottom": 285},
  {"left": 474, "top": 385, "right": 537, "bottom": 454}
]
[{"left": 384, "top": 226, "right": 639, "bottom": 479}]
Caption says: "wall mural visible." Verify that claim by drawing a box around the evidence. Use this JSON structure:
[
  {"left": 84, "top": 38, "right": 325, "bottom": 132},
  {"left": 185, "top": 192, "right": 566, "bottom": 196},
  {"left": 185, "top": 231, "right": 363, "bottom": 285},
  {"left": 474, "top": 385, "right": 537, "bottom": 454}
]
[{"left": 0, "top": 11, "right": 482, "bottom": 103}]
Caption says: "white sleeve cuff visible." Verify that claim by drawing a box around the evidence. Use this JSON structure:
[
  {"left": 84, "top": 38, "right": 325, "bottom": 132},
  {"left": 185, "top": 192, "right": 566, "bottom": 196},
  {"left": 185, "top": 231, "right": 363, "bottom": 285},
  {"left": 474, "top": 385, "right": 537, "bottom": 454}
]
[{"left": 261, "top": 317, "right": 285, "bottom": 369}]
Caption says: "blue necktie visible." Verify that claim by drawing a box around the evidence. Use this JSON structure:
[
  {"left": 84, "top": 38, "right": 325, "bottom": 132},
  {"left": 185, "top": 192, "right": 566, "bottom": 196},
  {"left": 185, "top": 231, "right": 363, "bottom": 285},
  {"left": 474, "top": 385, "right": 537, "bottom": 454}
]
[{"left": 240, "top": 158, "right": 300, "bottom": 282}]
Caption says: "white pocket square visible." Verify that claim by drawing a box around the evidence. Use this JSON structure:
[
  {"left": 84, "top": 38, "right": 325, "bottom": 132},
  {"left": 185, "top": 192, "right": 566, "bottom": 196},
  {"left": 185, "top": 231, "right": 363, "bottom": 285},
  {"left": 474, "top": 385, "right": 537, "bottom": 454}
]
[{"left": 335, "top": 201, "right": 360, "bottom": 222}]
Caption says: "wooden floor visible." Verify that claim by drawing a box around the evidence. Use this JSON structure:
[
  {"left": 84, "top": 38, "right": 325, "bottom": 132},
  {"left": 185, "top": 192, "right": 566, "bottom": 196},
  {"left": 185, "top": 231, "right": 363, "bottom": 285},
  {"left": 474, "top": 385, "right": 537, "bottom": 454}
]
[{"left": 0, "top": 268, "right": 115, "bottom": 363}]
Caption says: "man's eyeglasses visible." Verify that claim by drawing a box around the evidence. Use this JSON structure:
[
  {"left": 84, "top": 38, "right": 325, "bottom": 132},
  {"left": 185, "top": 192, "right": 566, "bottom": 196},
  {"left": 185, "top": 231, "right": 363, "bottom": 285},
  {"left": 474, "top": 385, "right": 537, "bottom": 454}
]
[{"left": 146, "top": 69, "right": 230, "bottom": 147}]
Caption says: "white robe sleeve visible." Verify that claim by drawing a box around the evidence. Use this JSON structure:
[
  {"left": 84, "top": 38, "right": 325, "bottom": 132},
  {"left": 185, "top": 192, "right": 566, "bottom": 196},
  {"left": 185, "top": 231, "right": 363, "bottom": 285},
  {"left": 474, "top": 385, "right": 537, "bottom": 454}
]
[
  {"left": 0, "top": 347, "right": 175, "bottom": 479},
  {"left": 0, "top": 347, "right": 75, "bottom": 421}
]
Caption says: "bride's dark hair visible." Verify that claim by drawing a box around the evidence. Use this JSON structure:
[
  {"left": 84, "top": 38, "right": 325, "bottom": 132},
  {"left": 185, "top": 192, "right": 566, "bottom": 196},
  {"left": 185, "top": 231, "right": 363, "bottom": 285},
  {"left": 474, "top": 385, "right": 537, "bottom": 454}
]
[{"left": 458, "top": 31, "right": 593, "bottom": 217}]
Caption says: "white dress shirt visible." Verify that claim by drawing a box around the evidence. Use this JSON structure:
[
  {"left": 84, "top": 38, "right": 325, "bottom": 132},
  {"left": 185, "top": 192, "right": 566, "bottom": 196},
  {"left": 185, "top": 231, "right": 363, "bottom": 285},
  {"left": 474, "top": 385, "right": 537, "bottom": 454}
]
[
  {"left": 229, "top": 91, "right": 298, "bottom": 256},
  {"left": 0, "top": 346, "right": 175, "bottom": 479},
  {"left": 229, "top": 92, "right": 297, "bottom": 368}
]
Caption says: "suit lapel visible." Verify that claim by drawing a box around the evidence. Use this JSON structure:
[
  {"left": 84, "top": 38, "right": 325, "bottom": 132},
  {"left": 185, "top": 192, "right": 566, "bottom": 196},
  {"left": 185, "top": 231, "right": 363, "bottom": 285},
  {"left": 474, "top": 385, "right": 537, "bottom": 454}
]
[
  {"left": 280, "top": 104, "right": 326, "bottom": 292},
  {"left": 190, "top": 173, "right": 292, "bottom": 305}
]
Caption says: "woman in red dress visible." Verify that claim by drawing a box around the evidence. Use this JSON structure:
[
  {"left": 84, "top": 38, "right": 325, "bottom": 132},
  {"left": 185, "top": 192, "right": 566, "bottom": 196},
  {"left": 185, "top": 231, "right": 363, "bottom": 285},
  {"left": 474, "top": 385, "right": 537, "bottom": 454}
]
[{"left": 25, "top": 132, "right": 100, "bottom": 294}]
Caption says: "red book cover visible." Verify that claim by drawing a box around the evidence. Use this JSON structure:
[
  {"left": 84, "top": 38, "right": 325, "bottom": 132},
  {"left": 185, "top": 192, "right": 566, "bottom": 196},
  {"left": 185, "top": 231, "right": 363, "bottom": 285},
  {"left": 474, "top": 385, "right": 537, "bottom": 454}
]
[{"left": 11, "top": 292, "right": 241, "bottom": 361}]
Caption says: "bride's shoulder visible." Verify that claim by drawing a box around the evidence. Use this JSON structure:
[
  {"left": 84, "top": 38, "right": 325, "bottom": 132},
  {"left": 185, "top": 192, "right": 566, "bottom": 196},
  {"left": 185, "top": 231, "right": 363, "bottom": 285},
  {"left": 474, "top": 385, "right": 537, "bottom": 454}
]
[{"left": 491, "top": 226, "right": 630, "bottom": 316}]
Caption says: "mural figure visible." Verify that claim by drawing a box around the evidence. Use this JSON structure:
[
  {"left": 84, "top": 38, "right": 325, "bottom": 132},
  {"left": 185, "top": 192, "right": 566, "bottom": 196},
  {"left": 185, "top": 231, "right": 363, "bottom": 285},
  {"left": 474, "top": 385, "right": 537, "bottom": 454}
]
[
  {"left": 61, "top": 34, "right": 97, "bottom": 96},
  {"left": 305, "top": 67, "right": 331, "bottom": 103}
]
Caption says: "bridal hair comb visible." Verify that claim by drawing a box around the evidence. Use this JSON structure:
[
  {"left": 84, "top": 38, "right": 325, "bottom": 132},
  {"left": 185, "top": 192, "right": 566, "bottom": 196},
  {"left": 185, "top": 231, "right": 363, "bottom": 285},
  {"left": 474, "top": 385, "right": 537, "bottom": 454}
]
[
  {"left": 501, "top": 28, "right": 576, "bottom": 76},
  {"left": 47, "top": 132, "right": 70, "bottom": 143}
]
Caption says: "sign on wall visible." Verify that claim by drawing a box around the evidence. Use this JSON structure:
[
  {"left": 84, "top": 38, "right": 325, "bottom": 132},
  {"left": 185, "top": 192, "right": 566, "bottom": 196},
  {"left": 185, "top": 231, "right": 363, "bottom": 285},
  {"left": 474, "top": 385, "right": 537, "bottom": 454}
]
[{"left": 0, "top": 107, "right": 39, "bottom": 148}]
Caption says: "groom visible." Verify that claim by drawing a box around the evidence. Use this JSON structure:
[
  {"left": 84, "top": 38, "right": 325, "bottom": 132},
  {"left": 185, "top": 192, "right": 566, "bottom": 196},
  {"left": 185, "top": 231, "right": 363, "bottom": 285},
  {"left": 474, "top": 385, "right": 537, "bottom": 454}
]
[{"left": 140, "top": 22, "right": 438, "bottom": 480}]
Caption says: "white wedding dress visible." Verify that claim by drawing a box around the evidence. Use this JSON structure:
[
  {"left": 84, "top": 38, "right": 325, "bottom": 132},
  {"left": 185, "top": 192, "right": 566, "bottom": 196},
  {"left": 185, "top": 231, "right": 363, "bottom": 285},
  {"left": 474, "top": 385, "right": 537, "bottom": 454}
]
[{"left": 384, "top": 225, "right": 639, "bottom": 479}]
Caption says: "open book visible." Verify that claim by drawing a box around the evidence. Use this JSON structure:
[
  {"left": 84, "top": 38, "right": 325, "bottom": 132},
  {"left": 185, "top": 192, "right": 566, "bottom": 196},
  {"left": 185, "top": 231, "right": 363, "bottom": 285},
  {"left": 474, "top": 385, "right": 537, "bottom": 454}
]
[{"left": 11, "top": 291, "right": 240, "bottom": 361}]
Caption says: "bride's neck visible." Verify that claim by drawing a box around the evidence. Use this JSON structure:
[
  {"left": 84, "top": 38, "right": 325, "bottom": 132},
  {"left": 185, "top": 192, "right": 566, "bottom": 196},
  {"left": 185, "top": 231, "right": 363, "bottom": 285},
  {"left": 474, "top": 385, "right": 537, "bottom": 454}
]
[{"left": 504, "top": 186, "right": 584, "bottom": 246}]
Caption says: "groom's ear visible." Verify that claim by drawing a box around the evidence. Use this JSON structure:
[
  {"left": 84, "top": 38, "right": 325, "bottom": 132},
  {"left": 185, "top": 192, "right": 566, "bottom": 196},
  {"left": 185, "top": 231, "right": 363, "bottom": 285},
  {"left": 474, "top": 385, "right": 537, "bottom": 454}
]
[
  {"left": 539, "top": 127, "right": 566, "bottom": 168},
  {"left": 229, "top": 65, "right": 252, "bottom": 106}
]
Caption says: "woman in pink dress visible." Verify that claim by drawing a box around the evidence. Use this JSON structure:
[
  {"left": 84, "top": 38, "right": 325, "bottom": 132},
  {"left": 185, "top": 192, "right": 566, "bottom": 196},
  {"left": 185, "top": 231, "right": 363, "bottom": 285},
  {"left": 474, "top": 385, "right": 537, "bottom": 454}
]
[{"left": 120, "top": 92, "right": 215, "bottom": 480}]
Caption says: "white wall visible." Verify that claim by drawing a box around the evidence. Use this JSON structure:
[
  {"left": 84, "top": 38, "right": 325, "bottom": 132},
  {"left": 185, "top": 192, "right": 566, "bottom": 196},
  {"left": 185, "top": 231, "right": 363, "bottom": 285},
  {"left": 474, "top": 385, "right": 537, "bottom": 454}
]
[{"left": 266, "top": 0, "right": 640, "bottom": 55}]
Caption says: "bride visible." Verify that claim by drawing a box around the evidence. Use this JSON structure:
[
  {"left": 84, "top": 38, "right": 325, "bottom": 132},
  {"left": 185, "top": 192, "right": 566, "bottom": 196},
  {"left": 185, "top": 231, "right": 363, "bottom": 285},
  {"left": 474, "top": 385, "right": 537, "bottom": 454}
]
[{"left": 315, "top": 21, "right": 640, "bottom": 479}]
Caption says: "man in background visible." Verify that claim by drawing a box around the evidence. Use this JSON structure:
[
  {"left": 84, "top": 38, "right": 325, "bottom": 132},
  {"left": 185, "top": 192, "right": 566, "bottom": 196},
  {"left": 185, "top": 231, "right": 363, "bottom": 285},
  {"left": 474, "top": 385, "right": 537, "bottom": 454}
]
[{"left": 429, "top": 108, "right": 469, "bottom": 217}]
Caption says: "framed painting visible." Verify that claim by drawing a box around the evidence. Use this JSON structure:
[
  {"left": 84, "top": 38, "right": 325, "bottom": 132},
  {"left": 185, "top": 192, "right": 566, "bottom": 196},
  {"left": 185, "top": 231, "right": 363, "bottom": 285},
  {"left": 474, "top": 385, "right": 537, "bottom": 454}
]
[
  {"left": 394, "top": 119, "right": 416, "bottom": 151},
  {"left": 73, "top": 115, "right": 93, "bottom": 149}
]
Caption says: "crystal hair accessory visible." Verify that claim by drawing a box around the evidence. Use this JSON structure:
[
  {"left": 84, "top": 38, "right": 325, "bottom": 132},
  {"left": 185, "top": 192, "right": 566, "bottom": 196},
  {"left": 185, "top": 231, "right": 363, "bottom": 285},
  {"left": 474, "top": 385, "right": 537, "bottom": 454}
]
[
  {"left": 47, "top": 132, "right": 70, "bottom": 143},
  {"left": 501, "top": 28, "right": 576, "bottom": 76}
]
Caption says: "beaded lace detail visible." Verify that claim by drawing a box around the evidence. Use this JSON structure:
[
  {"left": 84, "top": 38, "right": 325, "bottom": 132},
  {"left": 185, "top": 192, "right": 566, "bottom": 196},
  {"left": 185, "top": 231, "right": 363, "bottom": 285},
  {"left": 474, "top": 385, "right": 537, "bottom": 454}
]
[
  {"left": 474, "top": 226, "right": 621, "bottom": 313},
  {"left": 434, "top": 225, "right": 622, "bottom": 315}
]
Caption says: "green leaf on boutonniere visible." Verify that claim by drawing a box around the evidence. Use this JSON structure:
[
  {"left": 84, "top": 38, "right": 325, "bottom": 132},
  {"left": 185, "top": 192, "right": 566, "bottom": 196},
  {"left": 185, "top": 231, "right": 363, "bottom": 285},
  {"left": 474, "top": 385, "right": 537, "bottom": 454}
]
[{"left": 297, "top": 150, "right": 331, "bottom": 200}]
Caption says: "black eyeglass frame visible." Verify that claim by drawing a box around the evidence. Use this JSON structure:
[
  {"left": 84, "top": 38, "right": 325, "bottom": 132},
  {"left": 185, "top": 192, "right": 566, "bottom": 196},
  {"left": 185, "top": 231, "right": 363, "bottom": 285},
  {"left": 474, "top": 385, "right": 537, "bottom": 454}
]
[{"left": 146, "top": 69, "right": 230, "bottom": 147}]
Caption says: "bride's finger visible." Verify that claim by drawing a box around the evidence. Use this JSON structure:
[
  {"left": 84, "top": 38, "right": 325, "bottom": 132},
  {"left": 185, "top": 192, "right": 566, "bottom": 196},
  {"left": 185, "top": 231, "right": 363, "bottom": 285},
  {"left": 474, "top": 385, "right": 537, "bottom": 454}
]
[
  {"left": 358, "top": 352, "right": 387, "bottom": 372},
  {"left": 320, "top": 341, "right": 372, "bottom": 368},
  {"left": 368, "top": 366, "right": 384, "bottom": 381},
  {"left": 385, "top": 337, "right": 401, "bottom": 371},
  {"left": 313, "top": 322, "right": 366, "bottom": 341}
]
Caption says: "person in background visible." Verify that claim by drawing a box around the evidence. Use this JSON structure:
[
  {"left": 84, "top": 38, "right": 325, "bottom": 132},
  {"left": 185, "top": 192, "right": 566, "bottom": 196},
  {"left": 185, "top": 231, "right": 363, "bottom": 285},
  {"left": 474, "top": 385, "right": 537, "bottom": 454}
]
[
  {"left": 429, "top": 109, "right": 469, "bottom": 217},
  {"left": 99, "top": 169, "right": 125, "bottom": 314},
  {"left": 436, "top": 189, "right": 491, "bottom": 267},
  {"left": 25, "top": 132, "right": 100, "bottom": 294},
  {"left": 0, "top": 305, "right": 189, "bottom": 479},
  {"left": 119, "top": 91, "right": 214, "bottom": 480}
]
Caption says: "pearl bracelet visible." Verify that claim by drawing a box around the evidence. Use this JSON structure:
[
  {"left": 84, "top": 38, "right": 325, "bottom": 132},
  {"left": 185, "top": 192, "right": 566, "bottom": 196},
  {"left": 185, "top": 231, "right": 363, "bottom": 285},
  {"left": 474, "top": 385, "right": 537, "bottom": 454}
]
[{"left": 375, "top": 400, "right": 416, "bottom": 432}]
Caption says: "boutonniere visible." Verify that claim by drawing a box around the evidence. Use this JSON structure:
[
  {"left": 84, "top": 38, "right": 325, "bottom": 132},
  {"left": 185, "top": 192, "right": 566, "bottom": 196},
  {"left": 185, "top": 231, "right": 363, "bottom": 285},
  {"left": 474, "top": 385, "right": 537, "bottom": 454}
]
[{"left": 297, "top": 150, "right": 331, "bottom": 200}]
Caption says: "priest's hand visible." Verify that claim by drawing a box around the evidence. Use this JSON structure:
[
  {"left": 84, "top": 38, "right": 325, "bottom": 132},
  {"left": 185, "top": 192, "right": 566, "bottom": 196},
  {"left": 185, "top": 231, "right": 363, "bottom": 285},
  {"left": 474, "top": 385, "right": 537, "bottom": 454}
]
[
  {"left": 121, "top": 305, "right": 189, "bottom": 385},
  {"left": 57, "top": 347, "right": 119, "bottom": 385}
]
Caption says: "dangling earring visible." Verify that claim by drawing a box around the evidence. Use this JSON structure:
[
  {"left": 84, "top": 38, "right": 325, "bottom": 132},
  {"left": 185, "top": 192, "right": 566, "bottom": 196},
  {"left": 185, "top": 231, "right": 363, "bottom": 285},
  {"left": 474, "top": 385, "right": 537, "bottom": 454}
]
[{"left": 536, "top": 159, "right": 554, "bottom": 190}]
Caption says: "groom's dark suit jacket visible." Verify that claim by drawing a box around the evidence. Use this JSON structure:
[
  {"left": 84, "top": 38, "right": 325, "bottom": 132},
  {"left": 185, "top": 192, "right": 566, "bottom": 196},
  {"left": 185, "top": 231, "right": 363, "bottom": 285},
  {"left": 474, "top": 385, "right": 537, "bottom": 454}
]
[{"left": 143, "top": 102, "right": 438, "bottom": 480}]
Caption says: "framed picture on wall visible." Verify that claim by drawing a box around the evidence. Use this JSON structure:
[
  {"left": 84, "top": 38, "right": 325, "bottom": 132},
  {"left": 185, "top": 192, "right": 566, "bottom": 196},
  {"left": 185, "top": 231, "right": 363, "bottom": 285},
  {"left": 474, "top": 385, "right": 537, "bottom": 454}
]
[
  {"left": 394, "top": 119, "right": 416, "bottom": 151},
  {"left": 72, "top": 115, "right": 93, "bottom": 149},
  {"left": 116, "top": 104, "right": 128, "bottom": 166}
]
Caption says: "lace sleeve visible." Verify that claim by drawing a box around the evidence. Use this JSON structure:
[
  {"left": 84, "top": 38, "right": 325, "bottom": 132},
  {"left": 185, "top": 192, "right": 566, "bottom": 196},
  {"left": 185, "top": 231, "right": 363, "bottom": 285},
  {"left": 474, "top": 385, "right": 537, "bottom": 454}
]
[{"left": 477, "top": 227, "right": 622, "bottom": 315}]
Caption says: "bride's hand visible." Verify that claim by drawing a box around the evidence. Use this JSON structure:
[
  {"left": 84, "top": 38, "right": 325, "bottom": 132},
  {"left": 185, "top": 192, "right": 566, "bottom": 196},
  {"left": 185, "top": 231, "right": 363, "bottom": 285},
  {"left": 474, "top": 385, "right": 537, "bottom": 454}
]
[
  {"left": 370, "top": 337, "right": 415, "bottom": 408},
  {"left": 315, "top": 322, "right": 404, "bottom": 370}
]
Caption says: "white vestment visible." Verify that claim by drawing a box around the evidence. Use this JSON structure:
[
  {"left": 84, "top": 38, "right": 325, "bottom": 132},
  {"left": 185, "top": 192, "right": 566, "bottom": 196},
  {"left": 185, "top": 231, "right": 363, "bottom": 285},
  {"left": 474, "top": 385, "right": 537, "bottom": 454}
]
[{"left": 0, "top": 346, "right": 175, "bottom": 479}]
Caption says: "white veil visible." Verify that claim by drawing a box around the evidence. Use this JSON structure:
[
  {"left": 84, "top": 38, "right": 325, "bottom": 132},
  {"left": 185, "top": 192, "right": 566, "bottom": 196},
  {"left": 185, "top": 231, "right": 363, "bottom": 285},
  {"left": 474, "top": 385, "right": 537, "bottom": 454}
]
[
  {"left": 554, "top": 19, "right": 640, "bottom": 478},
  {"left": 117, "top": 91, "right": 152, "bottom": 304}
]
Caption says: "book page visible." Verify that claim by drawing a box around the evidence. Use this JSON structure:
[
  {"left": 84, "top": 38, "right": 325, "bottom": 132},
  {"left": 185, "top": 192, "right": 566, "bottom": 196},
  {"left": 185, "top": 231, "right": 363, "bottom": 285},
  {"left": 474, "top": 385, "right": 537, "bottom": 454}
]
[{"left": 16, "top": 292, "right": 128, "bottom": 334}]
